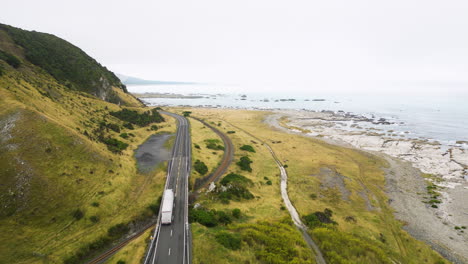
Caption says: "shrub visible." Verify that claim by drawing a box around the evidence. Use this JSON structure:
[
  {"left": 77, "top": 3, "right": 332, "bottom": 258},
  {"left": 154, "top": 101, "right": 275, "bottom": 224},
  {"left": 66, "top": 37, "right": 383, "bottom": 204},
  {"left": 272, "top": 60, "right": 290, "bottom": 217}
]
[
  {"left": 227, "top": 131, "right": 236, "bottom": 134},
  {"left": 217, "top": 211, "right": 233, "bottom": 225},
  {"left": 91, "top": 202, "right": 100, "bottom": 207},
  {"left": 117, "top": 261, "right": 126, "bottom": 264},
  {"left": 102, "top": 137, "right": 128, "bottom": 153},
  {"left": 123, "top": 123, "right": 134, "bottom": 130},
  {"left": 220, "top": 173, "right": 252, "bottom": 186},
  {"left": 150, "top": 125, "right": 158, "bottom": 131},
  {"left": 266, "top": 180, "right": 272, "bottom": 185},
  {"left": 119, "top": 133, "right": 129, "bottom": 139},
  {"left": 236, "top": 156, "right": 253, "bottom": 172},
  {"left": 240, "top": 144, "right": 255, "bottom": 153},
  {"left": 110, "top": 108, "right": 164, "bottom": 126},
  {"left": 106, "top": 123, "right": 120, "bottom": 133},
  {"left": 108, "top": 223, "right": 130, "bottom": 238},
  {"left": 189, "top": 208, "right": 218, "bottom": 227},
  {"left": 215, "top": 232, "right": 241, "bottom": 250},
  {"left": 183, "top": 111, "right": 192, "bottom": 117},
  {"left": 72, "top": 209, "right": 84, "bottom": 220},
  {"left": 194, "top": 144, "right": 201, "bottom": 149},
  {"left": 303, "top": 208, "right": 337, "bottom": 229},
  {"left": 194, "top": 160, "right": 208, "bottom": 175},
  {"left": 0, "top": 50, "right": 21, "bottom": 68},
  {"left": 89, "top": 215, "right": 100, "bottom": 223},
  {"left": 232, "top": 208, "right": 241, "bottom": 218},
  {"left": 205, "top": 139, "right": 224, "bottom": 150}
]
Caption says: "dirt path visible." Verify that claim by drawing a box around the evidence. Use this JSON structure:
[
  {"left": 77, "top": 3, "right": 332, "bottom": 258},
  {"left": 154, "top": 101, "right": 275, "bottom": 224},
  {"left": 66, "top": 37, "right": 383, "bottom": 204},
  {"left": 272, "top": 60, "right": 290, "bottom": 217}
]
[
  {"left": 219, "top": 119, "right": 327, "bottom": 264},
  {"left": 266, "top": 112, "right": 468, "bottom": 264}
]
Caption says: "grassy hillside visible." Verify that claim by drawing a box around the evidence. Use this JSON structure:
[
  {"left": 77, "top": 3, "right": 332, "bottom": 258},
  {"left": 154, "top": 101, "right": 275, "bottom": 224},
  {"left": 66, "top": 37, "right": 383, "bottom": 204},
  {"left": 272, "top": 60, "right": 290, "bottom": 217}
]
[
  {"left": 0, "top": 23, "right": 139, "bottom": 105},
  {"left": 174, "top": 107, "right": 448, "bottom": 264},
  {"left": 0, "top": 28, "right": 171, "bottom": 263}
]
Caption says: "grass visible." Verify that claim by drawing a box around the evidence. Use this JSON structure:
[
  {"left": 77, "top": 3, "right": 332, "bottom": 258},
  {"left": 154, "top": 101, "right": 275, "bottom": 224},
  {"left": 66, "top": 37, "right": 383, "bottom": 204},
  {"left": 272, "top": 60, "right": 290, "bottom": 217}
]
[
  {"left": 177, "top": 109, "right": 313, "bottom": 263},
  {"left": 0, "top": 65, "right": 174, "bottom": 263},
  {"left": 187, "top": 117, "right": 224, "bottom": 185},
  {"left": 171, "top": 107, "right": 448, "bottom": 264},
  {"left": 103, "top": 228, "right": 153, "bottom": 264}
]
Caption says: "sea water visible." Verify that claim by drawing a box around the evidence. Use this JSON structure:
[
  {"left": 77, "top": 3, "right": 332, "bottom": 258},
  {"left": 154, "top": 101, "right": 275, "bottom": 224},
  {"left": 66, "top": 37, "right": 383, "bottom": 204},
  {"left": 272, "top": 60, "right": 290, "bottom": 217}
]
[{"left": 128, "top": 84, "right": 468, "bottom": 147}]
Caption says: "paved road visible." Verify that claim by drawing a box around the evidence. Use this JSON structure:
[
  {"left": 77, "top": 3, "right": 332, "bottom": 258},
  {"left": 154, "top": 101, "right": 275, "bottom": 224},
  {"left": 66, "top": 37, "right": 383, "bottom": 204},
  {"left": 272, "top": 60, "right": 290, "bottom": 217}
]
[{"left": 144, "top": 111, "right": 191, "bottom": 264}]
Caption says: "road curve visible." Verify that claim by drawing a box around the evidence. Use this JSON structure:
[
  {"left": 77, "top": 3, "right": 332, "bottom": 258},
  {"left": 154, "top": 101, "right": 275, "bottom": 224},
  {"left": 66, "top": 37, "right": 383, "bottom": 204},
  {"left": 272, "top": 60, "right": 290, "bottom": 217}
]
[{"left": 144, "top": 111, "right": 191, "bottom": 264}]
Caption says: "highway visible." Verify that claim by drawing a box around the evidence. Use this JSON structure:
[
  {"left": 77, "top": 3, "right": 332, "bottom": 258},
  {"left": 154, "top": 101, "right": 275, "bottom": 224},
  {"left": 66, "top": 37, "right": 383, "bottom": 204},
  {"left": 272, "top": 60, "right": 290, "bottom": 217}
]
[{"left": 144, "top": 111, "right": 191, "bottom": 264}]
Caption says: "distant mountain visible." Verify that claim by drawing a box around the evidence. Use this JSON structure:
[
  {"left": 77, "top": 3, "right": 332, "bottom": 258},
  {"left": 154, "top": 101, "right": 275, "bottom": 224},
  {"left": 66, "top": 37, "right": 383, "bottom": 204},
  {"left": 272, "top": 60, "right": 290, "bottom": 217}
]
[
  {"left": 117, "top": 73, "right": 197, "bottom": 85},
  {"left": 0, "top": 23, "right": 138, "bottom": 105}
]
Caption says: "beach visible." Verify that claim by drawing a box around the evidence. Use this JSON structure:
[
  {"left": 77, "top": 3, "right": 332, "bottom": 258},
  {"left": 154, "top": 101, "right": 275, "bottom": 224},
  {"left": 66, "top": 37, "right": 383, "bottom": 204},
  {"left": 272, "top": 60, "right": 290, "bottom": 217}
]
[{"left": 265, "top": 109, "right": 468, "bottom": 263}]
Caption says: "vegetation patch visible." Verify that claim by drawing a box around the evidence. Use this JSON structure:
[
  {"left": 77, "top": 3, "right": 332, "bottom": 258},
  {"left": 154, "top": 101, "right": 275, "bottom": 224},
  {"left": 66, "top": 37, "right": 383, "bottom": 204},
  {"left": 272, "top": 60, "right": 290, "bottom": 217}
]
[
  {"left": 194, "top": 160, "right": 208, "bottom": 175},
  {"left": 220, "top": 172, "right": 253, "bottom": 186},
  {"left": 0, "top": 50, "right": 21, "bottom": 68},
  {"left": 236, "top": 156, "right": 253, "bottom": 172},
  {"left": 239, "top": 144, "right": 255, "bottom": 153},
  {"left": 110, "top": 108, "right": 164, "bottom": 127},
  {"left": 205, "top": 138, "right": 225, "bottom": 150},
  {"left": 215, "top": 232, "right": 241, "bottom": 250},
  {"left": 101, "top": 137, "right": 129, "bottom": 153}
]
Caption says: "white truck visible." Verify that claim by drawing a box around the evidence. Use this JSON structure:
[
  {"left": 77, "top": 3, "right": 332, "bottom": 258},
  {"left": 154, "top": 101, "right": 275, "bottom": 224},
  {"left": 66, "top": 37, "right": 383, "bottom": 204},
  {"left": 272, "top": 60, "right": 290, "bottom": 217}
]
[{"left": 161, "top": 189, "right": 174, "bottom": 224}]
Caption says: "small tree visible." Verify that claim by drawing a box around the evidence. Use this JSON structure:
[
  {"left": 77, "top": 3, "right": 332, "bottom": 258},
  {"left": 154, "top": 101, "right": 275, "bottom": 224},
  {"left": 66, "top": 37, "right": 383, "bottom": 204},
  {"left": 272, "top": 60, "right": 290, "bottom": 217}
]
[{"left": 236, "top": 156, "right": 253, "bottom": 172}]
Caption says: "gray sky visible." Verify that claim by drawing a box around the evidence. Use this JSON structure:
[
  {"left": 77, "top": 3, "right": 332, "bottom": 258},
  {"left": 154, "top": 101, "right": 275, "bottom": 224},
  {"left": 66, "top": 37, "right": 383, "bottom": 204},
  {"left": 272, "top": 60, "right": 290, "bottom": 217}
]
[{"left": 1, "top": 0, "right": 468, "bottom": 94}]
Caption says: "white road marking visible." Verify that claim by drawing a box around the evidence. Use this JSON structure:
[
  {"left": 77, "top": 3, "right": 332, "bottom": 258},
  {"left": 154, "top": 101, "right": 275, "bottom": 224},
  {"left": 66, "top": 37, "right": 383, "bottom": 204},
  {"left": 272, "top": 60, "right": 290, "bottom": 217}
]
[
  {"left": 168, "top": 248, "right": 171, "bottom": 255},
  {"left": 171, "top": 229, "right": 173, "bottom": 237}
]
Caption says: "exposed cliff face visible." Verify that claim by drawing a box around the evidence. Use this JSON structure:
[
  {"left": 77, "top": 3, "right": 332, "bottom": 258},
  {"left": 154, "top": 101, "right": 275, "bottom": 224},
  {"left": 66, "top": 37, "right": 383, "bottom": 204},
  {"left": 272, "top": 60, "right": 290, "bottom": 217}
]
[{"left": 0, "top": 23, "right": 140, "bottom": 106}]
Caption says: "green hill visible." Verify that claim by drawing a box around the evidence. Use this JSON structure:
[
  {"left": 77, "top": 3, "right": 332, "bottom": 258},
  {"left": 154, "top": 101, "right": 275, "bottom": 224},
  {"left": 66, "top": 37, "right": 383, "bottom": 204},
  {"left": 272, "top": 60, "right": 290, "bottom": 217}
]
[
  {"left": 0, "top": 23, "right": 137, "bottom": 105},
  {"left": 0, "top": 24, "right": 170, "bottom": 263}
]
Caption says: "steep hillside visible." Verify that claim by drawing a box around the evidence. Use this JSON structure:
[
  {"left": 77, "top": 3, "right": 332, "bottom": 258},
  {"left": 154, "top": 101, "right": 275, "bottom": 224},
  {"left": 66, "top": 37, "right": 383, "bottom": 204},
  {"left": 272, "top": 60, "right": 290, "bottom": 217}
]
[
  {"left": 0, "top": 23, "right": 139, "bottom": 105},
  {"left": 0, "top": 25, "right": 170, "bottom": 263}
]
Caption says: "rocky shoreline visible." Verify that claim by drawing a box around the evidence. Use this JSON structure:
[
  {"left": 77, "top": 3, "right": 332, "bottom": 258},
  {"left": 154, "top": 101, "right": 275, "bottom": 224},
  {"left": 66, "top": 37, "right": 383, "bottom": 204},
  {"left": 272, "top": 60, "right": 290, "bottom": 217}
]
[{"left": 265, "top": 109, "right": 468, "bottom": 263}]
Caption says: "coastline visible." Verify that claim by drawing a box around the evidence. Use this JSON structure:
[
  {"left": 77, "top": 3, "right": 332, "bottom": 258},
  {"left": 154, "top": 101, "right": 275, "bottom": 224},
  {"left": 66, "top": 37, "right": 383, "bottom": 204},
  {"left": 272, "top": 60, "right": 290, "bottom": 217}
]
[{"left": 264, "top": 109, "right": 468, "bottom": 263}]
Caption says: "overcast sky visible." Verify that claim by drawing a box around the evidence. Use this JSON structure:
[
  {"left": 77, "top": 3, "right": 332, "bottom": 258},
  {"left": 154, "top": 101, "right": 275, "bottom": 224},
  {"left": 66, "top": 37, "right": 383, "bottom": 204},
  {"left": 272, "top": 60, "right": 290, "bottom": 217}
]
[{"left": 1, "top": 0, "right": 468, "bottom": 94}]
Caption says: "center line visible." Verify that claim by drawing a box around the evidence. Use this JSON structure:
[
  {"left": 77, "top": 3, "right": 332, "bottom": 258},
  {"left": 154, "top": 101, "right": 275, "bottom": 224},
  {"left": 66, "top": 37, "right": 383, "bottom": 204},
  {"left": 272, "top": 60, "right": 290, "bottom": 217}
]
[
  {"left": 168, "top": 248, "right": 171, "bottom": 256},
  {"left": 171, "top": 229, "right": 173, "bottom": 237}
]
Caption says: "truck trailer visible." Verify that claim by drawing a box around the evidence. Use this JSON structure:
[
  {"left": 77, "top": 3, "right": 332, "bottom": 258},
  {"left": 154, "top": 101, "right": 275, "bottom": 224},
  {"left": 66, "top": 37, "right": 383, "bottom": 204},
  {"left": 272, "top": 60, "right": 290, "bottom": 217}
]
[{"left": 161, "top": 189, "right": 174, "bottom": 224}]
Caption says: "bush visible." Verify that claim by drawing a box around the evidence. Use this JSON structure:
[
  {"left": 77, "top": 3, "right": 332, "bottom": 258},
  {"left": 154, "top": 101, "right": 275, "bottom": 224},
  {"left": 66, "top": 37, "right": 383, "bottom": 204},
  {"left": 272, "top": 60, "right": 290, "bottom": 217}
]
[
  {"left": 110, "top": 108, "right": 164, "bottom": 126},
  {"left": 217, "top": 211, "right": 233, "bottom": 225},
  {"left": 236, "top": 156, "right": 253, "bottom": 172},
  {"left": 183, "top": 111, "right": 192, "bottom": 117},
  {"left": 232, "top": 208, "right": 241, "bottom": 218},
  {"left": 266, "top": 180, "right": 272, "bottom": 185},
  {"left": 194, "top": 144, "right": 201, "bottom": 149},
  {"left": 205, "top": 139, "right": 224, "bottom": 150},
  {"left": 227, "top": 131, "right": 236, "bottom": 134},
  {"left": 91, "top": 202, "right": 100, "bottom": 207},
  {"left": 108, "top": 223, "right": 130, "bottom": 239},
  {"left": 72, "top": 209, "right": 84, "bottom": 220},
  {"left": 89, "top": 215, "right": 100, "bottom": 223},
  {"left": 303, "top": 208, "right": 337, "bottom": 229},
  {"left": 215, "top": 232, "right": 241, "bottom": 250},
  {"left": 119, "top": 133, "right": 129, "bottom": 139},
  {"left": 0, "top": 50, "right": 21, "bottom": 68},
  {"left": 240, "top": 144, "right": 255, "bottom": 153},
  {"left": 105, "top": 123, "right": 120, "bottom": 133},
  {"left": 102, "top": 137, "right": 128, "bottom": 153},
  {"left": 220, "top": 173, "right": 252, "bottom": 186},
  {"left": 123, "top": 123, "right": 134, "bottom": 130},
  {"left": 150, "top": 125, "right": 158, "bottom": 131},
  {"left": 194, "top": 160, "right": 208, "bottom": 175},
  {"left": 189, "top": 208, "right": 218, "bottom": 227}
]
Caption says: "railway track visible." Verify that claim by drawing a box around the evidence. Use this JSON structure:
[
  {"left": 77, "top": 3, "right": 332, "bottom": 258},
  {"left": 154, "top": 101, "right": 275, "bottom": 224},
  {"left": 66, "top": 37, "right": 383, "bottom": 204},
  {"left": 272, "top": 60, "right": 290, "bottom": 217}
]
[{"left": 86, "top": 222, "right": 156, "bottom": 264}]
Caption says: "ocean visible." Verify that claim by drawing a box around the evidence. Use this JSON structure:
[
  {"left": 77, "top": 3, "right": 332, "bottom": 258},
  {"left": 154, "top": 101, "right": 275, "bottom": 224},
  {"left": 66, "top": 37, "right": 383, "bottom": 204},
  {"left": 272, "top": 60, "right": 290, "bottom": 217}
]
[{"left": 128, "top": 84, "right": 468, "bottom": 147}]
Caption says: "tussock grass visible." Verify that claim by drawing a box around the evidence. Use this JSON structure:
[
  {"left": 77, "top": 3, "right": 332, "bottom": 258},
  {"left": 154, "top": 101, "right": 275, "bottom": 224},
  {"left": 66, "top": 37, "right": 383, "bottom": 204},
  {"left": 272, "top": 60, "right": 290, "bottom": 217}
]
[
  {"left": 0, "top": 67, "right": 174, "bottom": 263},
  {"left": 173, "top": 107, "right": 448, "bottom": 264}
]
